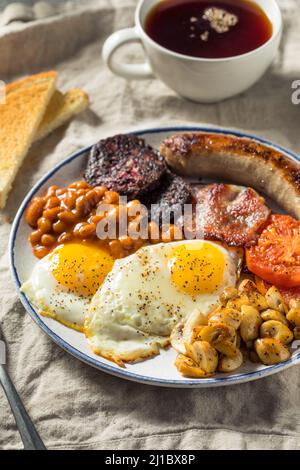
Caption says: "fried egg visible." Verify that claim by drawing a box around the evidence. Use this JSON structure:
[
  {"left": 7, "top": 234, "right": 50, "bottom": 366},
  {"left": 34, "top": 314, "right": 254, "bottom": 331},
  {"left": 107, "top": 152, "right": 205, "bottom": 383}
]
[
  {"left": 21, "top": 243, "right": 114, "bottom": 332},
  {"left": 84, "top": 240, "right": 242, "bottom": 365}
]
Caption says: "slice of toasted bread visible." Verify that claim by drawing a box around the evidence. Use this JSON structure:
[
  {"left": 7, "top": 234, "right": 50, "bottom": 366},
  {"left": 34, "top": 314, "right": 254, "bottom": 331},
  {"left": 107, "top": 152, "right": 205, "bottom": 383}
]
[
  {"left": 5, "top": 71, "right": 56, "bottom": 95},
  {"left": 0, "top": 71, "right": 57, "bottom": 209},
  {"left": 35, "top": 88, "right": 89, "bottom": 142}
]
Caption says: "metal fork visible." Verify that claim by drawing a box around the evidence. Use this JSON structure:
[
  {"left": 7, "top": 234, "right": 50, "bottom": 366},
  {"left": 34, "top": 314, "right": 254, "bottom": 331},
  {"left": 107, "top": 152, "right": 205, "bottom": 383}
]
[{"left": 0, "top": 329, "right": 46, "bottom": 450}]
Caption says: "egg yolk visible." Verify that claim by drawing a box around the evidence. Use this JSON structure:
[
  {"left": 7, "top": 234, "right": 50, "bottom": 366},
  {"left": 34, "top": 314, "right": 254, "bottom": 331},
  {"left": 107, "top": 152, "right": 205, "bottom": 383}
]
[
  {"left": 168, "top": 242, "right": 226, "bottom": 296},
  {"left": 50, "top": 243, "right": 114, "bottom": 297}
]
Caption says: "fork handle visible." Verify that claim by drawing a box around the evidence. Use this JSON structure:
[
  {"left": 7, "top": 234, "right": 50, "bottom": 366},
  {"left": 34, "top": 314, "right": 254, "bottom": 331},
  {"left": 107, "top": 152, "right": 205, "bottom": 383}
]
[{"left": 0, "top": 364, "right": 46, "bottom": 450}]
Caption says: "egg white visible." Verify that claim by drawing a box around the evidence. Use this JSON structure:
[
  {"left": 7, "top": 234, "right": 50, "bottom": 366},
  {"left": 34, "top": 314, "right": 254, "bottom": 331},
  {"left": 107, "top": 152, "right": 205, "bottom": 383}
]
[
  {"left": 84, "top": 240, "right": 241, "bottom": 365},
  {"left": 21, "top": 252, "right": 92, "bottom": 332}
]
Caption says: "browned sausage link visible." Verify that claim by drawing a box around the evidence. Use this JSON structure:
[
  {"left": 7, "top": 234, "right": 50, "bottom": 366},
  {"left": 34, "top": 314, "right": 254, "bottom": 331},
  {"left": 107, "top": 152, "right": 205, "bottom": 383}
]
[{"left": 160, "top": 132, "right": 300, "bottom": 220}]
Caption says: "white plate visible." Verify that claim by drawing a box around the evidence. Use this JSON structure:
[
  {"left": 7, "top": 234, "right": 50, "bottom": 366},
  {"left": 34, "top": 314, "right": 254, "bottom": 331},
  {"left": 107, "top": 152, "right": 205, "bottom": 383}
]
[{"left": 9, "top": 126, "right": 300, "bottom": 388}]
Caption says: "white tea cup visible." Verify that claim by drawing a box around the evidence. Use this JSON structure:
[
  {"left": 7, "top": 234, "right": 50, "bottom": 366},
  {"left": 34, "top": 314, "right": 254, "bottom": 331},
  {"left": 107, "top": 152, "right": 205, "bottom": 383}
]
[{"left": 102, "top": 0, "right": 282, "bottom": 103}]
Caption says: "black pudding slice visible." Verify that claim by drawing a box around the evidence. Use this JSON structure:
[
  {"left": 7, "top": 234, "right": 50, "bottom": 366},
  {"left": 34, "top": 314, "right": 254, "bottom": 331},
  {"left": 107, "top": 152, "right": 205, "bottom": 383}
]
[
  {"left": 142, "top": 171, "right": 193, "bottom": 225},
  {"left": 84, "top": 134, "right": 167, "bottom": 199}
]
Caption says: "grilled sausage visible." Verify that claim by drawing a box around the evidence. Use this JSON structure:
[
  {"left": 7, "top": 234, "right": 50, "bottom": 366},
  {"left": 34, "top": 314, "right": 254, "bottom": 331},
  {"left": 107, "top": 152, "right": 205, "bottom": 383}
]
[{"left": 160, "top": 133, "right": 300, "bottom": 219}]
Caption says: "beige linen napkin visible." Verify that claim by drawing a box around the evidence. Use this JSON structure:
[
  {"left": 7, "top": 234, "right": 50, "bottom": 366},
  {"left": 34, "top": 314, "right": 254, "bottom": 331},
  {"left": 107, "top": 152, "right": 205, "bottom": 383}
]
[{"left": 1, "top": 0, "right": 300, "bottom": 450}]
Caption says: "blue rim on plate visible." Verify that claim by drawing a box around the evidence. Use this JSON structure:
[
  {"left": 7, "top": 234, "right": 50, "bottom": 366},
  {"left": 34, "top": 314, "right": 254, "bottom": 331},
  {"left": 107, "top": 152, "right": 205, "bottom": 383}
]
[{"left": 9, "top": 126, "right": 300, "bottom": 388}]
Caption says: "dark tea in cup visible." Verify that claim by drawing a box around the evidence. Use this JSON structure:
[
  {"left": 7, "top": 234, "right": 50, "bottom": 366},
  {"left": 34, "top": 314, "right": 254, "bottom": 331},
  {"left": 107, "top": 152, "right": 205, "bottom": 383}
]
[{"left": 145, "top": 0, "right": 273, "bottom": 59}]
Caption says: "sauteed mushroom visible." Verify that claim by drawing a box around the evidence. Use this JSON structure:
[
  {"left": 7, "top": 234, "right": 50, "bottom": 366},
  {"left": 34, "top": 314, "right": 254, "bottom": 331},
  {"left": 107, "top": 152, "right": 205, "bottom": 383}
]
[
  {"left": 185, "top": 341, "right": 218, "bottom": 374},
  {"left": 238, "top": 279, "right": 268, "bottom": 311},
  {"left": 171, "top": 309, "right": 208, "bottom": 354},
  {"left": 208, "top": 307, "right": 241, "bottom": 330},
  {"left": 261, "top": 309, "right": 289, "bottom": 326},
  {"left": 260, "top": 320, "right": 293, "bottom": 345},
  {"left": 265, "top": 286, "right": 287, "bottom": 314},
  {"left": 219, "top": 287, "right": 239, "bottom": 306},
  {"left": 218, "top": 350, "right": 243, "bottom": 373},
  {"left": 240, "top": 305, "right": 262, "bottom": 342},
  {"left": 255, "top": 338, "right": 291, "bottom": 365},
  {"left": 197, "top": 323, "right": 238, "bottom": 357},
  {"left": 286, "top": 308, "right": 300, "bottom": 328},
  {"left": 175, "top": 355, "right": 208, "bottom": 378}
]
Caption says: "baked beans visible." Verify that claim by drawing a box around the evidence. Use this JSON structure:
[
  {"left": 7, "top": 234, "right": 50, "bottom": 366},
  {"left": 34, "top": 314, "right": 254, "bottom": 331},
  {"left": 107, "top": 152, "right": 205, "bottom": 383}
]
[{"left": 26, "top": 181, "right": 180, "bottom": 260}]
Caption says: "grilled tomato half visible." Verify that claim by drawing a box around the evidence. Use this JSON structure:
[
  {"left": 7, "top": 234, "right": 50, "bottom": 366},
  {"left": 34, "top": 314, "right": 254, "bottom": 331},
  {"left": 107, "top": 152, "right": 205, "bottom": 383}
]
[{"left": 246, "top": 214, "right": 300, "bottom": 288}]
